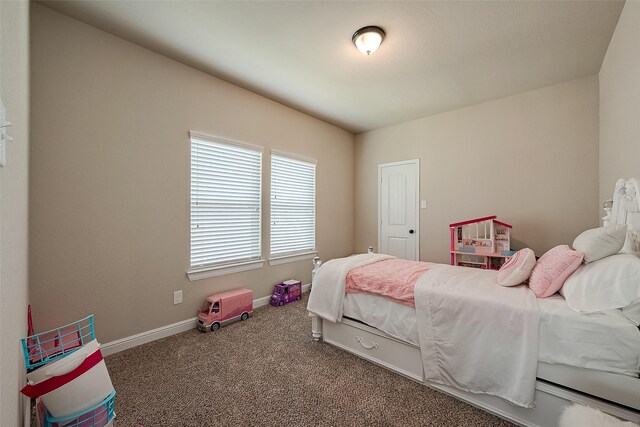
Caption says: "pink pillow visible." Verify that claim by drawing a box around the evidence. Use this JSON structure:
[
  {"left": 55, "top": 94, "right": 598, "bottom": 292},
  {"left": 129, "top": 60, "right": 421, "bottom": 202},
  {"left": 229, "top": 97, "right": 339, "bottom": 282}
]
[
  {"left": 497, "top": 248, "right": 536, "bottom": 287},
  {"left": 529, "top": 245, "right": 583, "bottom": 298}
]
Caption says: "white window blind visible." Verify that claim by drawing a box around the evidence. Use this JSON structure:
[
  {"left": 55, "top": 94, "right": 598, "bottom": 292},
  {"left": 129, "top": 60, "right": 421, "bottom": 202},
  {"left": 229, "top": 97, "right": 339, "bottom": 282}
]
[
  {"left": 270, "top": 153, "right": 316, "bottom": 257},
  {"left": 190, "top": 133, "right": 263, "bottom": 269}
]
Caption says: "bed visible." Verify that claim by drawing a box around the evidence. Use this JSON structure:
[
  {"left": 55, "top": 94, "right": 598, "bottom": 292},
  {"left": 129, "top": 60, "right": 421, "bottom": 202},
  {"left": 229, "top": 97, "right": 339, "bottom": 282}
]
[{"left": 307, "top": 177, "right": 640, "bottom": 427}]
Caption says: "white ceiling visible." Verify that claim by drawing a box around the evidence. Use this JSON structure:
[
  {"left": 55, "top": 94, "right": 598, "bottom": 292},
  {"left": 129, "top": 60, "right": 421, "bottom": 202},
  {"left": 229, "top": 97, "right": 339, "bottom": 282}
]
[{"left": 41, "top": 1, "right": 624, "bottom": 134}]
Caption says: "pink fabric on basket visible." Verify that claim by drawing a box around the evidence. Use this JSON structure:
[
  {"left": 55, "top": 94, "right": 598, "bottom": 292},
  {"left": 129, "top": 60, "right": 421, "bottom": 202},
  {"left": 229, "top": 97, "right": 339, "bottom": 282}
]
[{"left": 346, "top": 259, "right": 434, "bottom": 307}]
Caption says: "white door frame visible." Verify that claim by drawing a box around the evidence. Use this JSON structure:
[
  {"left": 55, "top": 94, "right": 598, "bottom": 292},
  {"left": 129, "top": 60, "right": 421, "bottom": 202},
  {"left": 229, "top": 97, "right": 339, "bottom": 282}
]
[{"left": 378, "top": 159, "right": 420, "bottom": 260}]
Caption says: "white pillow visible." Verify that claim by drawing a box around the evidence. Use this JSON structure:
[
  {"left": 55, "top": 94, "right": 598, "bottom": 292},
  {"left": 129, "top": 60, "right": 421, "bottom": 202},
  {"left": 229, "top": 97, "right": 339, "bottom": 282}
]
[
  {"left": 562, "top": 254, "right": 640, "bottom": 314},
  {"left": 572, "top": 224, "right": 627, "bottom": 263},
  {"left": 620, "top": 225, "right": 640, "bottom": 256},
  {"left": 497, "top": 248, "right": 536, "bottom": 287}
]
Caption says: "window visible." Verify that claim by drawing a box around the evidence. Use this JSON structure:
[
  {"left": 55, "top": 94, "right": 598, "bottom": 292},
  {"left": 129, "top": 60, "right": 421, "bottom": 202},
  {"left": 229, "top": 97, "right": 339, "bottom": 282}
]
[
  {"left": 189, "top": 132, "right": 263, "bottom": 280},
  {"left": 270, "top": 152, "right": 316, "bottom": 264}
]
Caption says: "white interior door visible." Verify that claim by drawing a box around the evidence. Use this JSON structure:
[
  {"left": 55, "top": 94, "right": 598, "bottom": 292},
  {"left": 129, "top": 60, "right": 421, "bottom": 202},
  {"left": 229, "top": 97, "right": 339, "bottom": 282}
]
[{"left": 378, "top": 160, "right": 419, "bottom": 260}]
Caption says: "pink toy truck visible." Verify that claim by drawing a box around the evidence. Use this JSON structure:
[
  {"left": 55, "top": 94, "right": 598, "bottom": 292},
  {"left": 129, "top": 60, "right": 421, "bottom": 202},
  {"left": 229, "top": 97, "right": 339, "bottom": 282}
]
[
  {"left": 270, "top": 280, "right": 302, "bottom": 307},
  {"left": 197, "top": 288, "right": 253, "bottom": 332}
]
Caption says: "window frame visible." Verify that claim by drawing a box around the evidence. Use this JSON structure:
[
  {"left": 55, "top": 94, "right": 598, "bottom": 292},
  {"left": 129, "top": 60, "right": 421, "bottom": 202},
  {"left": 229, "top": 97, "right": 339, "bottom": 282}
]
[
  {"left": 187, "top": 131, "right": 265, "bottom": 281},
  {"left": 268, "top": 150, "right": 317, "bottom": 266}
]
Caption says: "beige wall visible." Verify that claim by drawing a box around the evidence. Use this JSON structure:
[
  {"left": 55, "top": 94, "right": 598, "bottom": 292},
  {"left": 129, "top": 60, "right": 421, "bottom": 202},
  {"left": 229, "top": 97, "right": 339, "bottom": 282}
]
[
  {"left": 1, "top": 0, "right": 30, "bottom": 425},
  {"left": 30, "top": 5, "right": 354, "bottom": 343},
  {"left": 599, "top": 1, "right": 640, "bottom": 203},
  {"left": 355, "top": 76, "right": 600, "bottom": 264}
]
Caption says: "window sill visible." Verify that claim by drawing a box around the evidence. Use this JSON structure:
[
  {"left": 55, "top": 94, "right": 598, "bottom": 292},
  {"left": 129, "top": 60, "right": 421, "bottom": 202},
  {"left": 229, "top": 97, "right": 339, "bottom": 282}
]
[
  {"left": 268, "top": 251, "right": 318, "bottom": 266},
  {"left": 187, "top": 259, "right": 265, "bottom": 281}
]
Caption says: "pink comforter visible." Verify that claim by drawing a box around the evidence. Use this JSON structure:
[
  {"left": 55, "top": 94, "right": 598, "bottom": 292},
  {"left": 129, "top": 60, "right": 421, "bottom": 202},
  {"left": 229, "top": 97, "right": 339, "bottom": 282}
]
[{"left": 345, "top": 258, "right": 434, "bottom": 307}]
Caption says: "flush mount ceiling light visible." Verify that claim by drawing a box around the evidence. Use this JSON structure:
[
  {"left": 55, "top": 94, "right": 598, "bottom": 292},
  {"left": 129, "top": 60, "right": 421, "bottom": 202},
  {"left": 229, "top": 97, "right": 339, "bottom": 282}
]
[{"left": 352, "top": 26, "right": 385, "bottom": 56}]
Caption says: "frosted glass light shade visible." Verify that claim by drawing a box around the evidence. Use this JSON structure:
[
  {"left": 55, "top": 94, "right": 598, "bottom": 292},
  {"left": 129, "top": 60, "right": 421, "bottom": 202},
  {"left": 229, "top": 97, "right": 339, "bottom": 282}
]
[{"left": 352, "top": 26, "right": 385, "bottom": 56}]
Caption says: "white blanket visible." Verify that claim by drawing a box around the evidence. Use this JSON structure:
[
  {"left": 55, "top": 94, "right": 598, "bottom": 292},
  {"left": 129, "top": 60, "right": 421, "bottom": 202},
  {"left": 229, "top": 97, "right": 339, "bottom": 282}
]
[
  {"left": 307, "top": 253, "right": 394, "bottom": 322},
  {"left": 415, "top": 264, "right": 539, "bottom": 408}
]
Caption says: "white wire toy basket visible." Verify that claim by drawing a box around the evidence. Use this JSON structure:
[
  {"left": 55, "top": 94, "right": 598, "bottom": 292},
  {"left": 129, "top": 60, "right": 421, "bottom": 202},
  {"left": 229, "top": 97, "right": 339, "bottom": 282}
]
[
  {"left": 21, "top": 315, "right": 95, "bottom": 371},
  {"left": 37, "top": 389, "right": 116, "bottom": 427}
]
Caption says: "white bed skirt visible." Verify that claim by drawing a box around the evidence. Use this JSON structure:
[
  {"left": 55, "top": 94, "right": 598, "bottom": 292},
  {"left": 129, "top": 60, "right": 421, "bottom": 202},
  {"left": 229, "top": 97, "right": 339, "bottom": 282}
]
[{"left": 311, "top": 314, "right": 640, "bottom": 427}]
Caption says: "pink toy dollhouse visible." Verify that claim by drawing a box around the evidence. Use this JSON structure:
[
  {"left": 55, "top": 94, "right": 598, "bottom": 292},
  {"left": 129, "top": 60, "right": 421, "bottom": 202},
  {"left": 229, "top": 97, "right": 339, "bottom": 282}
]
[{"left": 449, "top": 215, "right": 514, "bottom": 270}]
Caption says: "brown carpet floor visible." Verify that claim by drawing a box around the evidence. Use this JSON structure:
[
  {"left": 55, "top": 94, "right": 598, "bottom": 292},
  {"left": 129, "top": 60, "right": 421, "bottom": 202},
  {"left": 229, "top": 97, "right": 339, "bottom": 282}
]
[{"left": 103, "top": 294, "right": 514, "bottom": 426}]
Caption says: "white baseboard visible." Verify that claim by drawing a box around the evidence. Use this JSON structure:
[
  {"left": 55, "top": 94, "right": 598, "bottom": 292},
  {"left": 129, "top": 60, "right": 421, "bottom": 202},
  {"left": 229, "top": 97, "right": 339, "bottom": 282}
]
[
  {"left": 101, "top": 317, "right": 197, "bottom": 356},
  {"left": 101, "top": 283, "right": 311, "bottom": 357}
]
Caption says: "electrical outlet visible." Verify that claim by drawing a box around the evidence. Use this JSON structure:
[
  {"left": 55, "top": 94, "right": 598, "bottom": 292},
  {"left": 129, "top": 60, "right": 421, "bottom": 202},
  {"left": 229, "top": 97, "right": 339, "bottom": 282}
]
[
  {"left": 421, "top": 200, "right": 427, "bottom": 209},
  {"left": 173, "top": 290, "right": 183, "bottom": 305}
]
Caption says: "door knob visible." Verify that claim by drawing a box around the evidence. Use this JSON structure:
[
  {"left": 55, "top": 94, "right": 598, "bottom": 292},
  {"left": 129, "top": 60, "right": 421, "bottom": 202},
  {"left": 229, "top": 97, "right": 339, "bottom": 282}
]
[{"left": 409, "top": 229, "right": 415, "bottom": 234}]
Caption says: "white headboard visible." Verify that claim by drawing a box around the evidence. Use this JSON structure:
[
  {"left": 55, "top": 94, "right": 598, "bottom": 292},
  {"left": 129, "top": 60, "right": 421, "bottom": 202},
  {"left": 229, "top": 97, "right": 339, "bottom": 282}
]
[{"left": 608, "top": 177, "right": 640, "bottom": 229}]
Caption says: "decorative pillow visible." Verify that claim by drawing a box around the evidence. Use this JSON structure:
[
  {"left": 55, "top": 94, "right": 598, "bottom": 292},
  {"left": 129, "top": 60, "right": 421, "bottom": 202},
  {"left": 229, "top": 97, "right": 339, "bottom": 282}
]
[
  {"left": 620, "top": 225, "right": 640, "bottom": 256},
  {"left": 528, "top": 245, "right": 583, "bottom": 298},
  {"left": 562, "top": 254, "right": 640, "bottom": 314},
  {"left": 497, "top": 248, "right": 536, "bottom": 287},
  {"left": 572, "top": 224, "right": 627, "bottom": 263}
]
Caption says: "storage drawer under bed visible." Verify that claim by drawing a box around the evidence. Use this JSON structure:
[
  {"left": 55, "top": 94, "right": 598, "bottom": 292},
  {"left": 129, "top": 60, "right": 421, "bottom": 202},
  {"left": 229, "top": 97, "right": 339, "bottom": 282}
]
[
  {"left": 322, "top": 317, "right": 424, "bottom": 382},
  {"left": 316, "top": 315, "right": 640, "bottom": 425}
]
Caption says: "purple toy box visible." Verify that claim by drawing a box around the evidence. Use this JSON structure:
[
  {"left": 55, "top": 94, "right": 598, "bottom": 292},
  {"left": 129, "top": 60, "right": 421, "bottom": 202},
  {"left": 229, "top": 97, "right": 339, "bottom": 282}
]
[{"left": 270, "top": 280, "right": 302, "bottom": 307}]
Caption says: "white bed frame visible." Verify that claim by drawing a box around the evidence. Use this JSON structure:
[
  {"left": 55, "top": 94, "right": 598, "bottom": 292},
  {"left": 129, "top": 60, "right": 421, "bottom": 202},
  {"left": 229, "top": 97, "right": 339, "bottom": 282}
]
[{"left": 309, "top": 177, "right": 640, "bottom": 427}]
